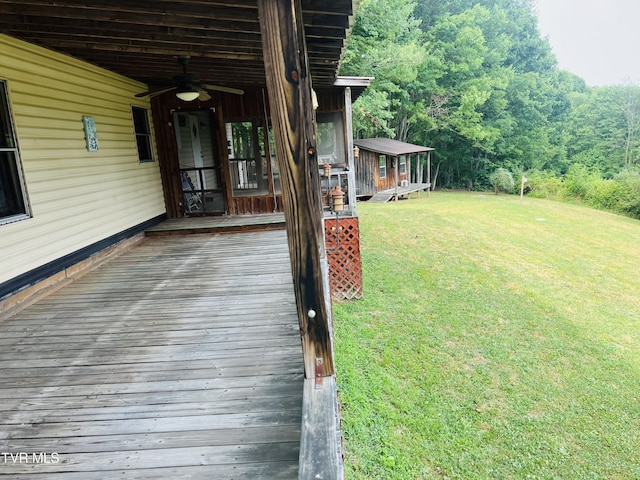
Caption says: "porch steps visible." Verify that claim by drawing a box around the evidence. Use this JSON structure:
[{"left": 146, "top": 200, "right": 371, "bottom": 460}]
[
  {"left": 368, "top": 192, "right": 396, "bottom": 203},
  {"left": 146, "top": 213, "right": 286, "bottom": 236}
]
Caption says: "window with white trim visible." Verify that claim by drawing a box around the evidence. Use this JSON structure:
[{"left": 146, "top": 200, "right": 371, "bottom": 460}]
[
  {"left": 0, "top": 81, "right": 29, "bottom": 223},
  {"left": 399, "top": 155, "right": 407, "bottom": 174},
  {"left": 379, "top": 155, "right": 386, "bottom": 179},
  {"left": 132, "top": 106, "right": 154, "bottom": 163}
]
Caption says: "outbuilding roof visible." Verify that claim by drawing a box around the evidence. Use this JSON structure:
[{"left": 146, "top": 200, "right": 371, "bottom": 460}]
[{"left": 353, "top": 138, "right": 434, "bottom": 156}]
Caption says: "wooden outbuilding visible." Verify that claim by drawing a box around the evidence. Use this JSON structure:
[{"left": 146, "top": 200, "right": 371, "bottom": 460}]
[
  {"left": 353, "top": 138, "right": 434, "bottom": 202},
  {"left": 0, "top": 1, "right": 364, "bottom": 478}
]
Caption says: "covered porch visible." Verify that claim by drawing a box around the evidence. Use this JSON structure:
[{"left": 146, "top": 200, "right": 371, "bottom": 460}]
[
  {"left": 1, "top": 1, "right": 355, "bottom": 477},
  {"left": 0, "top": 229, "right": 304, "bottom": 478},
  {"left": 353, "top": 137, "right": 435, "bottom": 200},
  {"left": 367, "top": 182, "right": 432, "bottom": 203}
]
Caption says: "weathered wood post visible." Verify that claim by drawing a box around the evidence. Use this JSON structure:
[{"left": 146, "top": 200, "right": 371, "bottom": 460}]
[
  {"left": 257, "top": 0, "right": 334, "bottom": 378},
  {"left": 344, "top": 87, "right": 358, "bottom": 216},
  {"left": 394, "top": 155, "right": 399, "bottom": 201},
  {"left": 427, "top": 151, "right": 432, "bottom": 198}
]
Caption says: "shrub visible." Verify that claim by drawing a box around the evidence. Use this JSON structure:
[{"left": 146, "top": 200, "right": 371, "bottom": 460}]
[
  {"left": 614, "top": 169, "right": 640, "bottom": 219},
  {"left": 518, "top": 166, "right": 640, "bottom": 220},
  {"left": 523, "top": 170, "right": 563, "bottom": 199},
  {"left": 577, "top": 169, "right": 640, "bottom": 219},
  {"left": 585, "top": 178, "right": 625, "bottom": 211},
  {"left": 562, "top": 163, "right": 600, "bottom": 200},
  {"left": 488, "top": 168, "right": 515, "bottom": 194}
]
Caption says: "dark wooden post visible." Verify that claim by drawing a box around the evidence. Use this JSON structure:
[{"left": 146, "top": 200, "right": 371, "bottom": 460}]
[
  {"left": 427, "top": 151, "right": 432, "bottom": 198},
  {"left": 257, "top": 0, "right": 334, "bottom": 378}
]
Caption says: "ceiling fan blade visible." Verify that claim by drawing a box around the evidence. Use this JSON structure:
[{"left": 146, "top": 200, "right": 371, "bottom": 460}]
[
  {"left": 203, "top": 84, "right": 244, "bottom": 95},
  {"left": 135, "top": 86, "right": 176, "bottom": 98},
  {"left": 198, "top": 89, "right": 212, "bottom": 102}
]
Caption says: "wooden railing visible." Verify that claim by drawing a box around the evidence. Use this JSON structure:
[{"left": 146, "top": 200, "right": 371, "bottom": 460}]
[{"left": 228, "top": 158, "right": 259, "bottom": 190}]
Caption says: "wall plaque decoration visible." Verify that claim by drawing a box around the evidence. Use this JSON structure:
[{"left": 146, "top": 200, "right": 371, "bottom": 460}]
[{"left": 82, "top": 115, "right": 99, "bottom": 152}]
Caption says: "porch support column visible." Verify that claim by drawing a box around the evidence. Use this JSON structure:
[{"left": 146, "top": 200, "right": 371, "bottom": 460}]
[
  {"left": 427, "top": 151, "right": 432, "bottom": 198},
  {"left": 394, "top": 155, "right": 399, "bottom": 201},
  {"left": 257, "top": 0, "right": 334, "bottom": 378},
  {"left": 344, "top": 87, "right": 358, "bottom": 215}
]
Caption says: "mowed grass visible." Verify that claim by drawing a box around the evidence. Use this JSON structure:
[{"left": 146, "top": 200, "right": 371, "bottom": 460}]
[{"left": 334, "top": 191, "right": 640, "bottom": 479}]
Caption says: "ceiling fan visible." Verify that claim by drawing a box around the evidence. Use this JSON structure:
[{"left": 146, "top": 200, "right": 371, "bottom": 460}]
[{"left": 135, "top": 56, "right": 244, "bottom": 102}]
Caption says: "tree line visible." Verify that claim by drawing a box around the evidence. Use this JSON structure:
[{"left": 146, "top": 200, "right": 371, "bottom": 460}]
[{"left": 339, "top": 0, "right": 640, "bottom": 217}]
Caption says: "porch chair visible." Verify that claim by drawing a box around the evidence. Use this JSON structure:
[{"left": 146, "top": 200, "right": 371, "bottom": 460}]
[{"left": 181, "top": 172, "right": 203, "bottom": 213}]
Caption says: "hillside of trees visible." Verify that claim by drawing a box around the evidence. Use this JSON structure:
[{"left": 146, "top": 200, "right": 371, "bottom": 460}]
[{"left": 340, "top": 0, "right": 640, "bottom": 218}]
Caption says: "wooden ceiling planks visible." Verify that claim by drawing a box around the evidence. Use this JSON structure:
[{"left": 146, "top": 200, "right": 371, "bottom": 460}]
[{"left": 0, "top": 0, "right": 355, "bottom": 89}]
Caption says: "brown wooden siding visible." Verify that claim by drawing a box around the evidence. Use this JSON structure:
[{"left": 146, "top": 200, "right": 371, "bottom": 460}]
[
  {"left": 316, "top": 89, "right": 345, "bottom": 112},
  {"left": 375, "top": 155, "right": 397, "bottom": 192},
  {"left": 355, "top": 149, "right": 376, "bottom": 196},
  {"left": 356, "top": 149, "right": 400, "bottom": 196},
  {"left": 230, "top": 195, "right": 284, "bottom": 215}
]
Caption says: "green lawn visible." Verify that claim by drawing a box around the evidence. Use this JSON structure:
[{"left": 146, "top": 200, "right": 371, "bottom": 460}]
[{"left": 334, "top": 192, "right": 640, "bottom": 479}]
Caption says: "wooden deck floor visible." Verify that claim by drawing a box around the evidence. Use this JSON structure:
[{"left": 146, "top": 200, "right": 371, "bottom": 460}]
[{"left": 0, "top": 230, "right": 303, "bottom": 479}]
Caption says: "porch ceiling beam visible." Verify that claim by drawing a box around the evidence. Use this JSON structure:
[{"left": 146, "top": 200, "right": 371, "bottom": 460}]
[
  {"left": 4, "top": 30, "right": 343, "bottom": 59},
  {"left": 258, "top": 0, "right": 335, "bottom": 379},
  {"left": 55, "top": 51, "right": 267, "bottom": 83},
  {"left": 0, "top": 0, "right": 260, "bottom": 4},
  {"left": 0, "top": 25, "right": 344, "bottom": 58},
  {"left": 5, "top": 32, "right": 261, "bottom": 51},
  {"left": 54, "top": 49, "right": 267, "bottom": 68},
  {"left": 21, "top": 40, "right": 262, "bottom": 62},
  {"left": 0, "top": 2, "right": 260, "bottom": 22},
  {"left": 0, "top": 10, "right": 261, "bottom": 35},
  {"left": 301, "top": 0, "right": 353, "bottom": 15},
  {"left": 0, "top": 2, "right": 350, "bottom": 29},
  {"left": 0, "top": 19, "right": 347, "bottom": 46},
  {"left": 0, "top": 22, "right": 265, "bottom": 46},
  {"left": 84, "top": 0, "right": 354, "bottom": 15},
  {"left": 304, "top": 29, "right": 350, "bottom": 39}
]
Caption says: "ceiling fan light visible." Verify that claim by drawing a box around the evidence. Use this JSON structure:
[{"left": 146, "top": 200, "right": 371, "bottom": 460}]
[{"left": 176, "top": 88, "right": 200, "bottom": 102}]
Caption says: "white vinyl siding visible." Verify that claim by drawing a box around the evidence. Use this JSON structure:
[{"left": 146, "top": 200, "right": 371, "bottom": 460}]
[{"left": 0, "top": 34, "right": 165, "bottom": 285}]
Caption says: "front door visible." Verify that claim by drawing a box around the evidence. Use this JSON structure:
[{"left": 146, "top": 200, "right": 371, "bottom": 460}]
[{"left": 174, "top": 110, "right": 226, "bottom": 215}]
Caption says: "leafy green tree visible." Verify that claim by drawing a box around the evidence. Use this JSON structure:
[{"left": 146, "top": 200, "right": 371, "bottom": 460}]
[
  {"left": 341, "top": 0, "right": 640, "bottom": 194},
  {"left": 564, "top": 86, "right": 640, "bottom": 176},
  {"left": 420, "top": 5, "right": 516, "bottom": 188},
  {"left": 340, "top": 0, "right": 425, "bottom": 139}
]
